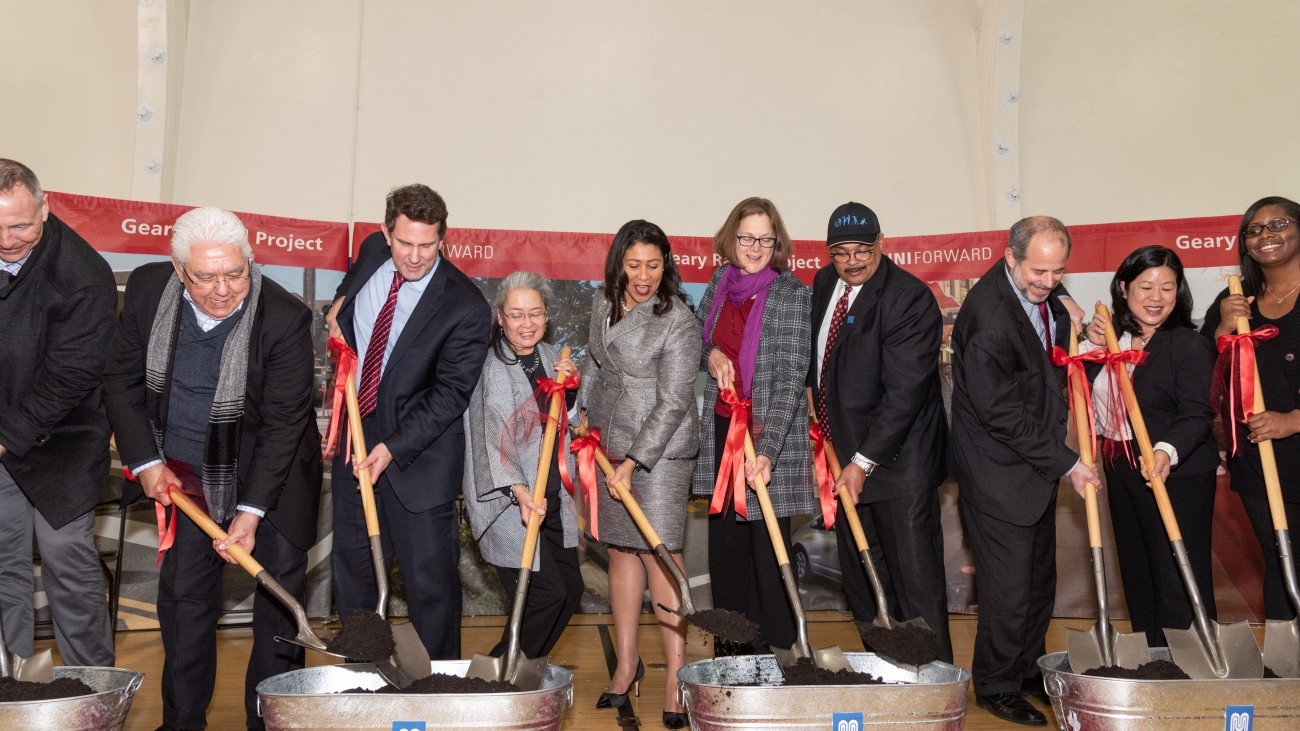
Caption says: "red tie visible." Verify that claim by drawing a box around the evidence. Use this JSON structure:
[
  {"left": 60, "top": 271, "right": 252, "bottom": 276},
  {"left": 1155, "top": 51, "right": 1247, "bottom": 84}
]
[
  {"left": 357, "top": 272, "right": 404, "bottom": 419},
  {"left": 1037, "top": 300, "right": 1052, "bottom": 351},
  {"left": 818, "top": 285, "right": 853, "bottom": 438}
]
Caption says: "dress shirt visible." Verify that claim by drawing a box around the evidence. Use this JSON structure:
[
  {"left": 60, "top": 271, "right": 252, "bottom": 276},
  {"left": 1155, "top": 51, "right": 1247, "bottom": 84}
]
[{"left": 354, "top": 257, "right": 440, "bottom": 376}]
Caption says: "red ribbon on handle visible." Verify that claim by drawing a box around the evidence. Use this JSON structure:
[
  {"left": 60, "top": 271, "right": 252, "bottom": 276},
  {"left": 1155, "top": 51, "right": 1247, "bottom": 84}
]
[
  {"left": 1052, "top": 345, "right": 1149, "bottom": 466},
  {"left": 807, "top": 421, "right": 840, "bottom": 529},
  {"left": 568, "top": 427, "right": 604, "bottom": 540},
  {"left": 122, "top": 464, "right": 180, "bottom": 565},
  {"left": 1216, "top": 325, "right": 1280, "bottom": 455},
  {"left": 709, "top": 387, "right": 751, "bottom": 519},
  {"left": 323, "top": 336, "right": 358, "bottom": 461},
  {"left": 535, "top": 372, "right": 581, "bottom": 500}
]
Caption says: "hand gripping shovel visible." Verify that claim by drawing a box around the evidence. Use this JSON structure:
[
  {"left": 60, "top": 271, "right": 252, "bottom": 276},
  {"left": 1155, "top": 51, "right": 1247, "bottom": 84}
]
[
  {"left": 1061, "top": 323, "right": 1151, "bottom": 672},
  {"left": 815, "top": 420, "right": 936, "bottom": 672},
  {"left": 466, "top": 346, "right": 573, "bottom": 691},
  {"left": 1227, "top": 275, "right": 1300, "bottom": 677},
  {"left": 0, "top": 603, "right": 53, "bottom": 683},
  {"left": 1099, "top": 304, "right": 1262, "bottom": 678}
]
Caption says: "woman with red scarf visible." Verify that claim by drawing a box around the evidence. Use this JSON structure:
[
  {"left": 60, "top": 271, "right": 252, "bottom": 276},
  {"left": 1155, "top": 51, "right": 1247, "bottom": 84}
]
[{"left": 691, "top": 197, "right": 813, "bottom": 655}]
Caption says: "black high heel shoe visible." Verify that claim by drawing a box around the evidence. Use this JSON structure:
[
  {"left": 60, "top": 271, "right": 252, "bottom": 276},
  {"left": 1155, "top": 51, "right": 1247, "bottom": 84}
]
[
  {"left": 596, "top": 658, "right": 644, "bottom": 709},
  {"left": 662, "top": 710, "right": 689, "bottom": 728}
]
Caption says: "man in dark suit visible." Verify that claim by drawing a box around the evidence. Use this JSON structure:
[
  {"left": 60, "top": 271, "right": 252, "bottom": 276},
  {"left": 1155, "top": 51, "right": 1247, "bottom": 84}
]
[
  {"left": 807, "top": 201, "right": 952, "bottom": 662},
  {"left": 103, "top": 206, "right": 321, "bottom": 731},
  {"left": 0, "top": 159, "right": 116, "bottom": 668},
  {"left": 950, "top": 215, "right": 1099, "bottom": 726},
  {"left": 324, "top": 184, "right": 491, "bottom": 659}
]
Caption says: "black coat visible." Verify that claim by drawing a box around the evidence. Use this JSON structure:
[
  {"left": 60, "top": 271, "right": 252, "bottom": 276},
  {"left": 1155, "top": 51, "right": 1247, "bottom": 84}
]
[
  {"left": 950, "top": 261, "right": 1076, "bottom": 526},
  {"left": 0, "top": 214, "right": 116, "bottom": 528},
  {"left": 808, "top": 257, "right": 948, "bottom": 502},
  {"left": 102, "top": 263, "right": 322, "bottom": 550}
]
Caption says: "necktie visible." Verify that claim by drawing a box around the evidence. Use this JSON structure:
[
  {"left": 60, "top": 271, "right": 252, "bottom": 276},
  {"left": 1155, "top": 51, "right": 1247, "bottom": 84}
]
[
  {"left": 817, "top": 284, "right": 853, "bottom": 437},
  {"left": 1037, "top": 300, "right": 1052, "bottom": 351},
  {"left": 357, "top": 271, "right": 404, "bottom": 419}
]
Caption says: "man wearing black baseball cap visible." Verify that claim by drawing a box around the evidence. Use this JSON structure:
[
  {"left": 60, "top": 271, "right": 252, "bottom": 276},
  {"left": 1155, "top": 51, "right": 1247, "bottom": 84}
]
[{"left": 807, "top": 202, "right": 952, "bottom": 663}]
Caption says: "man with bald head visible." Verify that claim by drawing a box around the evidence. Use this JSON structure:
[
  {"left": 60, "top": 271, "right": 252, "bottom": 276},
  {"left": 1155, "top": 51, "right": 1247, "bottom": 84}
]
[{"left": 950, "top": 216, "right": 1099, "bottom": 726}]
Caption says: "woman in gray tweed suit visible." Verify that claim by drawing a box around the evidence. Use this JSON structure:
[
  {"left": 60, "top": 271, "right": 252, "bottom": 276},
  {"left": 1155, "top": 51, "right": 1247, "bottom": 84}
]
[
  {"left": 578, "top": 220, "right": 699, "bottom": 728},
  {"left": 463, "top": 271, "right": 583, "bottom": 659},
  {"left": 693, "top": 197, "right": 813, "bottom": 655}
]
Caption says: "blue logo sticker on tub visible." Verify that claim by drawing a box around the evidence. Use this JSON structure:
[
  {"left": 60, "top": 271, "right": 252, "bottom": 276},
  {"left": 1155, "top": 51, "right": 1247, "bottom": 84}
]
[
  {"left": 393, "top": 723, "right": 426, "bottom": 731},
  {"left": 832, "top": 712, "right": 863, "bottom": 730},
  {"left": 1225, "top": 705, "right": 1254, "bottom": 731}
]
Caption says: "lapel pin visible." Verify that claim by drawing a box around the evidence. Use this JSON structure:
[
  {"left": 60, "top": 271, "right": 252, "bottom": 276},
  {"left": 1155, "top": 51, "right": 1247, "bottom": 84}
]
[{"left": 846, "top": 315, "right": 855, "bottom": 324}]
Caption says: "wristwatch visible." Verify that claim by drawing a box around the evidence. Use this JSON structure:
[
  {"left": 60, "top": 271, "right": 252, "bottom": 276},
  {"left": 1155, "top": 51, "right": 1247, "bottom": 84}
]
[{"left": 850, "top": 453, "right": 876, "bottom": 476}]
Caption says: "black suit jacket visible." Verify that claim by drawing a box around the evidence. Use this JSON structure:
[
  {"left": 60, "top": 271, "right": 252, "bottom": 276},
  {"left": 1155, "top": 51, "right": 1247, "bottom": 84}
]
[
  {"left": 808, "top": 258, "right": 948, "bottom": 502},
  {"left": 103, "top": 263, "right": 322, "bottom": 549},
  {"left": 0, "top": 214, "right": 117, "bottom": 528},
  {"left": 332, "top": 233, "right": 491, "bottom": 512},
  {"left": 950, "top": 261, "right": 1076, "bottom": 526}
]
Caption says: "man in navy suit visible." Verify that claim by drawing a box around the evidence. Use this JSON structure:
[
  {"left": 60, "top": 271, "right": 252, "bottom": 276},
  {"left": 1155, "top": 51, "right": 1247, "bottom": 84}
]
[
  {"left": 950, "top": 215, "right": 1099, "bottom": 726},
  {"left": 325, "top": 184, "right": 491, "bottom": 659}
]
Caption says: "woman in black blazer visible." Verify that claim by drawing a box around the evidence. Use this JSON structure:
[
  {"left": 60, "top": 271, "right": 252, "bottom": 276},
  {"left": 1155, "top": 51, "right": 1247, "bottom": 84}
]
[{"left": 1083, "top": 245, "right": 1218, "bottom": 646}]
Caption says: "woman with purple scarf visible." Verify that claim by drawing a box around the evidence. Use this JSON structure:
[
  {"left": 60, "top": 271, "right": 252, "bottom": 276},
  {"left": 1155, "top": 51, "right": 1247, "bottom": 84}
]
[{"left": 692, "top": 197, "right": 814, "bottom": 655}]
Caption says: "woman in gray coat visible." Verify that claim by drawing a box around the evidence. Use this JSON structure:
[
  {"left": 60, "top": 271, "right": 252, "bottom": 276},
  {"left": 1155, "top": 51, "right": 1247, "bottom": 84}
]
[
  {"left": 692, "top": 197, "right": 813, "bottom": 655},
  {"left": 463, "top": 271, "right": 583, "bottom": 659},
  {"left": 580, "top": 220, "right": 699, "bottom": 728}
]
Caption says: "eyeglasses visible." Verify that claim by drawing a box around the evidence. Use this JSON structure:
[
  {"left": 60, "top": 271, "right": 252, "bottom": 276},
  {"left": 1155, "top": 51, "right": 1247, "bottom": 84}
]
[
  {"left": 736, "top": 235, "right": 777, "bottom": 249},
  {"left": 1243, "top": 218, "right": 1295, "bottom": 239},
  {"left": 181, "top": 260, "right": 252, "bottom": 289},
  {"left": 829, "top": 245, "right": 878, "bottom": 263},
  {"left": 503, "top": 309, "right": 547, "bottom": 323}
]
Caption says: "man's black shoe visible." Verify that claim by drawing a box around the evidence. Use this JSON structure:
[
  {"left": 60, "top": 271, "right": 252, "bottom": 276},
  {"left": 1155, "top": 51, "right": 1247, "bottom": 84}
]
[
  {"left": 1021, "top": 677, "right": 1051, "bottom": 704},
  {"left": 975, "top": 692, "right": 1047, "bottom": 726}
]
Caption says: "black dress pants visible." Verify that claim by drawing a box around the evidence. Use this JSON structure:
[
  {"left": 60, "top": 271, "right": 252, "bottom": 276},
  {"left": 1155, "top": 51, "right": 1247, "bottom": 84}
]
[
  {"left": 1238, "top": 493, "right": 1300, "bottom": 620},
  {"left": 490, "top": 493, "right": 583, "bottom": 659}
]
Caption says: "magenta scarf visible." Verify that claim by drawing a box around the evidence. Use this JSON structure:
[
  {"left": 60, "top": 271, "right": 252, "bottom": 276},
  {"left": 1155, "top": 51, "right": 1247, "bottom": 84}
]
[{"left": 702, "top": 264, "right": 778, "bottom": 398}]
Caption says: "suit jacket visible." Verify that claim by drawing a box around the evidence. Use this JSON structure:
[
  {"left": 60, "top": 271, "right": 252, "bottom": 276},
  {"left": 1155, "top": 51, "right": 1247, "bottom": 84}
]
[
  {"left": 0, "top": 214, "right": 117, "bottom": 529},
  {"left": 462, "top": 342, "right": 578, "bottom": 569},
  {"left": 950, "top": 261, "right": 1076, "bottom": 526},
  {"left": 691, "top": 267, "right": 814, "bottom": 518},
  {"left": 333, "top": 232, "right": 492, "bottom": 512},
  {"left": 808, "top": 258, "right": 948, "bottom": 503},
  {"left": 102, "top": 263, "right": 322, "bottom": 549}
]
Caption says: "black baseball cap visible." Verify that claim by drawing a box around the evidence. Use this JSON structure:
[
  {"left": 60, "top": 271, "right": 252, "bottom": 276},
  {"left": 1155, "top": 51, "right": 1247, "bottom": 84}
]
[{"left": 827, "top": 202, "right": 881, "bottom": 247}]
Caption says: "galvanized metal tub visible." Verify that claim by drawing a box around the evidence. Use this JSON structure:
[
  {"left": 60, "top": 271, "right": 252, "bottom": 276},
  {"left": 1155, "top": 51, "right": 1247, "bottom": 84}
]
[
  {"left": 0, "top": 666, "right": 144, "bottom": 731},
  {"left": 678, "top": 653, "right": 969, "bottom": 730},
  {"left": 1038, "top": 649, "right": 1300, "bottom": 729},
  {"left": 256, "top": 660, "right": 573, "bottom": 731}
]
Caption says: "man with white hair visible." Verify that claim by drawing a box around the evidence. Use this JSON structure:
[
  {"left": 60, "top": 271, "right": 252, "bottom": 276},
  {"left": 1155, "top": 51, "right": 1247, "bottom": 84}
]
[
  {"left": 0, "top": 158, "right": 116, "bottom": 668},
  {"left": 103, "top": 206, "right": 321, "bottom": 731}
]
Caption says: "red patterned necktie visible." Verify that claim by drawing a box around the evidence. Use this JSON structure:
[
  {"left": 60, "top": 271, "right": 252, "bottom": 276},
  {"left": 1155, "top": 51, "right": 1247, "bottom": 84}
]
[
  {"left": 357, "top": 271, "right": 404, "bottom": 419},
  {"left": 1037, "top": 300, "right": 1052, "bottom": 351},
  {"left": 817, "top": 284, "right": 853, "bottom": 438}
]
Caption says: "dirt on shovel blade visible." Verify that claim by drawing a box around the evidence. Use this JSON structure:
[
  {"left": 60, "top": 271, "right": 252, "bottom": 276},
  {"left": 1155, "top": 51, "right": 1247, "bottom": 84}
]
[
  {"left": 685, "top": 608, "right": 765, "bottom": 647},
  {"left": 339, "top": 673, "right": 521, "bottom": 694},
  {"left": 326, "top": 609, "right": 395, "bottom": 662},
  {"left": 1081, "top": 659, "right": 1191, "bottom": 680},
  {"left": 0, "top": 676, "right": 96, "bottom": 702},
  {"left": 857, "top": 622, "right": 940, "bottom": 667}
]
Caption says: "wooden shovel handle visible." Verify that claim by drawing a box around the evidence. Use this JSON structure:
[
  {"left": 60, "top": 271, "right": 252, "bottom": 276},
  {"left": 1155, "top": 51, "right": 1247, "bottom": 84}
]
[
  {"left": 1228, "top": 275, "right": 1287, "bottom": 531},
  {"left": 168, "top": 488, "right": 266, "bottom": 577},
  {"left": 343, "top": 375, "right": 381, "bottom": 538},
  {"left": 816, "top": 424, "right": 871, "bottom": 553},
  {"left": 718, "top": 373, "right": 790, "bottom": 566},
  {"left": 1068, "top": 324, "right": 1104, "bottom": 549},
  {"left": 1097, "top": 304, "right": 1182, "bottom": 541},
  {"left": 520, "top": 346, "right": 572, "bottom": 570},
  {"left": 573, "top": 424, "right": 666, "bottom": 548}
]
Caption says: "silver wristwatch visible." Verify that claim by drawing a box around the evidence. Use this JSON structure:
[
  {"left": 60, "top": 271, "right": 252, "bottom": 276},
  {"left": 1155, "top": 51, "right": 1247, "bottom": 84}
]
[{"left": 850, "top": 453, "right": 876, "bottom": 476}]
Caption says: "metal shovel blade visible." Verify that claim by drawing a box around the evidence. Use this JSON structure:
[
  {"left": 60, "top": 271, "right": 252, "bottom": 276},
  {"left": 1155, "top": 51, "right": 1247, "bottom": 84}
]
[
  {"left": 855, "top": 616, "right": 937, "bottom": 673},
  {"left": 1066, "top": 624, "right": 1151, "bottom": 673},
  {"left": 1264, "top": 619, "right": 1300, "bottom": 678},
  {"left": 466, "top": 649, "right": 548, "bottom": 692},
  {"left": 11, "top": 649, "right": 54, "bottom": 683},
  {"left": 375, "top": 622, "right": 429, "bottom": 689},
  {"left": 1166, "top": 619, "right": 1262, "bottom": 679}
]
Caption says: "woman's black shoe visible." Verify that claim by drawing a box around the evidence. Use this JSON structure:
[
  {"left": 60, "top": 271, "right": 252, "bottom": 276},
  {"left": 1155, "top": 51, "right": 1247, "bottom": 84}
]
[
  {"left": 596, "top": 658, "right": 644, "bottom": 709},
  {"left": 662, "top": 710, "right": 689, "bottom": 728}
]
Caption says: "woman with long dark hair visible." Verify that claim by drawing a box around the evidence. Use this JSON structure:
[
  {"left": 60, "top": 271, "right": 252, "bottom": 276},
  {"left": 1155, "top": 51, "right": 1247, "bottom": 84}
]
[
  {"left": 579, "top": 220, "right": 698, "bottom": 728},
  {"left": 1203, "top": 196, "right": 1300, "bottom": 621},
  {"left": 1082, "top": 245, "right": 1218, "bottom": 645}
]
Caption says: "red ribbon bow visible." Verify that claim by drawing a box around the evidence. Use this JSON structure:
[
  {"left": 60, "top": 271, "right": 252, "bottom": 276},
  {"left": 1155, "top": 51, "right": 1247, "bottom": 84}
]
[
  {"left": 568, "top": 427, "right": 604, "bottom": 540},
  {"left": 1051, "top": 344, "right": 1149, "bottom": 466},
  {"left": 807, "top": 421, "right": 840, "bottom": 529},
  {"left": 535, "top": 372, "right": 581, "bottom": 500},
  {"left": 709, "top": 387, "right": 751, "bottom": 519},
  {"left": 323, "top": 336, "right": 358, "bottom": 462},
  {"left": 1216, "top": 325, "right": 1280, "bottom": 455}
]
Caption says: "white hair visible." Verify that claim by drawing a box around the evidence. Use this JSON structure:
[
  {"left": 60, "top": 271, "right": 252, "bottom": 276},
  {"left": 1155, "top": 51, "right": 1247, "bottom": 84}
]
[{"left": 170, "top": 206, "right": 253, "bottom": 263}]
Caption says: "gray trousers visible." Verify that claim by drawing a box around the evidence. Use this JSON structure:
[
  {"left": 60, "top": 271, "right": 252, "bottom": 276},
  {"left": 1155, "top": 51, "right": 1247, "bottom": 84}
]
[{"left": 0, "top": 464, "right": 114, "bottom": 665}]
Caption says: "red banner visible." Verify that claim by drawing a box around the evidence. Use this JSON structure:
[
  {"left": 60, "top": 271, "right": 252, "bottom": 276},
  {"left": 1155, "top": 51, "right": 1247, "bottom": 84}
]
[{"left": 48, "top": 192, "right": 350, "bottom": 272}]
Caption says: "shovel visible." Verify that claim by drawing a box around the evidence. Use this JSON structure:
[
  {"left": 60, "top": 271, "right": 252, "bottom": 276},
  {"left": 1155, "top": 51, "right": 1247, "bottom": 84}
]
[
  {"left": 0, "top": 603, "right": 53, "bottom": 683},
  {"left": 815, "top": 422, "right": 936, "bottom": 672},
  {"left": 1061, "top": 323, "right": 1151, "bottom": 672},
  {"left": 466, "top": 346, "right": 573, "bottom": 691},
  {"left": 1098, "top": 304, "right": 1262, "bottom": 679},
  {"left": 1227, "top": 275, "right": 1300, "bottom": 677}
]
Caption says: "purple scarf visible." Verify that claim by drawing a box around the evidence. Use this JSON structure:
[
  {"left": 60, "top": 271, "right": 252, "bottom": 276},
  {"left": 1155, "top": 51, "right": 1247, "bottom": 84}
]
[{"left": 702, "top": 264, "right": 778, "bottom": 398}]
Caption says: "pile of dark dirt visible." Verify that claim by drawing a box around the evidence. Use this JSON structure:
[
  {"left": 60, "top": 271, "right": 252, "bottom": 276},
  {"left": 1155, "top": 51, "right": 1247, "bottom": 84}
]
[
  {"left": 686, "top": 608, "right": 765, "bottom": 647},
  {"left": 1081, "top": 660, "right": 1191, "bottom": 680},
  {"left": 858, "top": 623, "right": 940, "bottom": 667},
  {"left": 0, "top": 676, "right": 96, "bottom": 701},
  {"left": 325, "top": 609, "right": 395, "bottom": 662}
]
